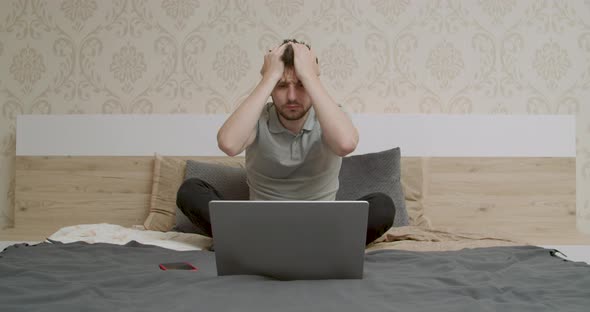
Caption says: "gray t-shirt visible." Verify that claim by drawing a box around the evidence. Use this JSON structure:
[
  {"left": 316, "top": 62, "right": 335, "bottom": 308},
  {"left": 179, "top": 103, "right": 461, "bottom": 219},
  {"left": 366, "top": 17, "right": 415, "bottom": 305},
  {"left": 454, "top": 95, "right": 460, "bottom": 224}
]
[{"left": 245, "top": 103, "right": 341, "bottom": 200}]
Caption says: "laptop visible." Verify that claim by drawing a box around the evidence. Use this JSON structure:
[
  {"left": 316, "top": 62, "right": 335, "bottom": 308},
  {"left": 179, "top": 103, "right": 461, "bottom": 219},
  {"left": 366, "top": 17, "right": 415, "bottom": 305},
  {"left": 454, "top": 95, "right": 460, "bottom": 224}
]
[{"left": 209, "top": 200, "right": 369, "bottom": 280}]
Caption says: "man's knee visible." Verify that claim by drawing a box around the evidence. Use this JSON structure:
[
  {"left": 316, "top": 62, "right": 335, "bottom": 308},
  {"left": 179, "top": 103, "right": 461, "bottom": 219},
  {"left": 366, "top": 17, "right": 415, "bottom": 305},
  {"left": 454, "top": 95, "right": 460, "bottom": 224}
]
[
  {"left": 178, "top": 176, "right": 216, "bottom": 194},
  {"left": 364, "top": 192, "right": 396, "bottom": 220},
  {"left": 179, "top": 177, "right": 209, "bottom": 191},
  {"left": 176, "top": 178, "right": 209, "bottom": 207}
]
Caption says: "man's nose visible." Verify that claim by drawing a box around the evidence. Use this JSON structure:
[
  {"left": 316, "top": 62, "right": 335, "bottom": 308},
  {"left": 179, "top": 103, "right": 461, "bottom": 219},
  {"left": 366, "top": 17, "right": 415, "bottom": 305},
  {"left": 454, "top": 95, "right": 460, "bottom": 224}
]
[{"left": 287, "top": 85, "right": 297, "bottom": 101}]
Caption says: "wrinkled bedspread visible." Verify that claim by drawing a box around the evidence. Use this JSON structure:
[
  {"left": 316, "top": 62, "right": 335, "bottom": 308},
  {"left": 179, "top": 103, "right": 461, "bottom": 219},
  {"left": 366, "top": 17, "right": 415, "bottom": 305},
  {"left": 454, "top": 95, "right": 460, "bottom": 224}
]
[{"left": 1, "top": 241, "right": 590, "bottom": 312}]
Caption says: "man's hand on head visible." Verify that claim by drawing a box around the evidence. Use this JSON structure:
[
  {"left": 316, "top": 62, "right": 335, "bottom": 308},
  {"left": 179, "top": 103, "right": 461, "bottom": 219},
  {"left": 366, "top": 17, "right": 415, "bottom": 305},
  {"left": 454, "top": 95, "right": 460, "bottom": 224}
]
[
  {"left": 290, "top": 42, "right": 320, "bottom": 82},
  {"left": 260, "top": 44, "right": 288, "bottom": 82}
]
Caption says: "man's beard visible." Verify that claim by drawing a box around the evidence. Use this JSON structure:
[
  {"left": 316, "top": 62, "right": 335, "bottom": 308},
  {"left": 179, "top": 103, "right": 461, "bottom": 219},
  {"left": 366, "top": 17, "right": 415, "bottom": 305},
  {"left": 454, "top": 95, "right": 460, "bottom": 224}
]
[{"left": 277, "top": 102, "right": 311, "bottom": 121}]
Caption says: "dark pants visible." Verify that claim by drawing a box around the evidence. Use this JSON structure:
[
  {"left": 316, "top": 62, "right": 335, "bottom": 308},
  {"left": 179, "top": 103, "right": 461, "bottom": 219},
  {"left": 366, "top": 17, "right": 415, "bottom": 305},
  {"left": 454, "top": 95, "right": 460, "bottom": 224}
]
[{"left": 176, "top": 178, "right": 396, "bottom": 245}]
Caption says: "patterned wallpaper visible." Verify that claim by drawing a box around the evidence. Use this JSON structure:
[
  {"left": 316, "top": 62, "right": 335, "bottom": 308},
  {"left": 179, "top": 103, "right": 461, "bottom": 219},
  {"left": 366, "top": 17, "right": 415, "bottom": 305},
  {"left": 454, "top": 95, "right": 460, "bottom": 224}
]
[{"left": 0, "top": 0, "right": 589, "bottom": 232}]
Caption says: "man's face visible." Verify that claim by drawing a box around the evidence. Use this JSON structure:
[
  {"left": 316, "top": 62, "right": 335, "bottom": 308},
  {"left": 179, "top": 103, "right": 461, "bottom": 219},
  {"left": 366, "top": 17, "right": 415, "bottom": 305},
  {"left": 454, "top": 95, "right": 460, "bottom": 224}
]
[{"left": 270, "top": 68, "right": 312, "bottom": 121}]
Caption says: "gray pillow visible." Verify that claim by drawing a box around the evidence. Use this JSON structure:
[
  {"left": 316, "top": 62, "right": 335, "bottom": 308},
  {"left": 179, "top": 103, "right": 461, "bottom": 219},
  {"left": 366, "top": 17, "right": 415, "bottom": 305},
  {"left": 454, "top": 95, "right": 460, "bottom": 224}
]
[
  {"left": 336, "top": 147, "right": 409, "bottom": 227},
  {"left": 174, "top": 160, "right": 249, "bottom": 234},
  {"left": 175, "top": 148, "right": 409, "bottom": 233}
]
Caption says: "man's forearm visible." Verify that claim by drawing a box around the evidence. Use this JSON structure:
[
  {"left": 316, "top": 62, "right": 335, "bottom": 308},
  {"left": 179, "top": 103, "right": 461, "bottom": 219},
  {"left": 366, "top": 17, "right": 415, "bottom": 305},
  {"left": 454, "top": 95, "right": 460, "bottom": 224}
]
[
  {"left": 217, "top": 76, "right": 277, "bottom": 156},
  {"left": 301, "top": 75, "right": 359, "bottom": 156}
]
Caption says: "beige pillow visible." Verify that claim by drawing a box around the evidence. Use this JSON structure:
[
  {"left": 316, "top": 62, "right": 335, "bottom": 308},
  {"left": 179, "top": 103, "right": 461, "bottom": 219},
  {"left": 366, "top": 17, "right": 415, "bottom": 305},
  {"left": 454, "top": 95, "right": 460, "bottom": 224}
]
[
  {"left": 143, "top": 154, "right": 245, "bottom": 231},
  {"left": 144, "top": 154, "right": 431, "bottom": 231},
  {"left": 143, "top": 154, "right": 186, "bottom": 231},
  {"left": 401, "top": 157, "right": 431, "bottom": 228}
]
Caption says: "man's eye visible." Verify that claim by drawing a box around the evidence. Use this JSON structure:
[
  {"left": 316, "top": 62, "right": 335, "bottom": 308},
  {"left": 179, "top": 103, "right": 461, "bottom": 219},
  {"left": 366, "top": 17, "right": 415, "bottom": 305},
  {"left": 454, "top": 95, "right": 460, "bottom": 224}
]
[
  {"left": 277, "top": 83, "right": 287, "bottom": 88},
  {"left": 297, "top": 82, "right": 304, "bottom": 88}
]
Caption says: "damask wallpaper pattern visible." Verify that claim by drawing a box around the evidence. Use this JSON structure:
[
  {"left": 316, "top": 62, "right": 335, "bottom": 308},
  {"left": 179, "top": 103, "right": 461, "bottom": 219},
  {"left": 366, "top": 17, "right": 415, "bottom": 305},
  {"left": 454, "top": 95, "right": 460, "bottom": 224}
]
[{"left": 0, "top": 0, "right": 589, "bottom": 232}]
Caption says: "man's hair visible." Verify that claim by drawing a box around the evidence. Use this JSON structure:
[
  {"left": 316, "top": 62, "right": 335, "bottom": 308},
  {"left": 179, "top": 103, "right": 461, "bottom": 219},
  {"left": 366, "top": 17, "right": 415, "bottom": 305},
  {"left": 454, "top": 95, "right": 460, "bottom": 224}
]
[{"left": 280, "top": 39, "right": 314, "bottom": 68}]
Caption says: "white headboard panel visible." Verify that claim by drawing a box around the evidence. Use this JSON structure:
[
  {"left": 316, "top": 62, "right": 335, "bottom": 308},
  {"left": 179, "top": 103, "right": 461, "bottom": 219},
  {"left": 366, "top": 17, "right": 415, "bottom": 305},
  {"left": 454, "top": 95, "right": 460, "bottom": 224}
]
[{"left": 16, "top": 114, "right": 575, "bottom": 157}]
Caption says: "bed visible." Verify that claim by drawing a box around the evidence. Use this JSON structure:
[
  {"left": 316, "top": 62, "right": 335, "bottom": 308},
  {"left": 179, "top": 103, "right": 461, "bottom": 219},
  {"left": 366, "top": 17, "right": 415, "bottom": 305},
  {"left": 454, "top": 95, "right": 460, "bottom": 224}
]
[{"left": 1, "top": 114, "right": 589, "bottom": 311}]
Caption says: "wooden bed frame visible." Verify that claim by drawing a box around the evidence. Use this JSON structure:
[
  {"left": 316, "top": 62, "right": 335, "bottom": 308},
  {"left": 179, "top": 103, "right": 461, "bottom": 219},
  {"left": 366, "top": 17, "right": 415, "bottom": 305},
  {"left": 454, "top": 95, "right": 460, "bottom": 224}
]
[
  {"left": 2, "top": 114, "right": 588, "bottom": 245},
  {"left": 5, "top": 155, "right": 584, "bottom": 245}
]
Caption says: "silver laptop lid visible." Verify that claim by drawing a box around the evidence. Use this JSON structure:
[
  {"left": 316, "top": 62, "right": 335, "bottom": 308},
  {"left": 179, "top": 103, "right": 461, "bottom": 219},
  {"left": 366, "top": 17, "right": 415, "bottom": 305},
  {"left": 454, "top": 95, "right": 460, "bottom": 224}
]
[{"left": 209, "top": 200, "right": 369, "bottom": 280}]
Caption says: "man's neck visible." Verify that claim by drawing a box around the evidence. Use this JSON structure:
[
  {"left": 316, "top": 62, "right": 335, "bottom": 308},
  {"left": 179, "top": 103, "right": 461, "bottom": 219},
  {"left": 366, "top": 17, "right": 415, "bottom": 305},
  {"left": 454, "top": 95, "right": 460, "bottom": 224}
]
[{"left": 277, "top": 111, "right": 309, "bottom": 135}]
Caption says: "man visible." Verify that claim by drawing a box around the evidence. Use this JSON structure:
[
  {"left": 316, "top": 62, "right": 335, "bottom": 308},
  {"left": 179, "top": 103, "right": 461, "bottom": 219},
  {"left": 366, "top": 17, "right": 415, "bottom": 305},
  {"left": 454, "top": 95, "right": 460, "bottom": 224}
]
[{"left": 177, "top": 39, "right": 395, "bottom": 245}]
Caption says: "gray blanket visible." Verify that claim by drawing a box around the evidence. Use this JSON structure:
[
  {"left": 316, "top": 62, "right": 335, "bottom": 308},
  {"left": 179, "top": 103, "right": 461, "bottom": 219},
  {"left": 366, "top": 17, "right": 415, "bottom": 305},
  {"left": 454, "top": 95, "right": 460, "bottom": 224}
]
[{"left": 1, "top": 241, "right": 589, "bottom": 312}]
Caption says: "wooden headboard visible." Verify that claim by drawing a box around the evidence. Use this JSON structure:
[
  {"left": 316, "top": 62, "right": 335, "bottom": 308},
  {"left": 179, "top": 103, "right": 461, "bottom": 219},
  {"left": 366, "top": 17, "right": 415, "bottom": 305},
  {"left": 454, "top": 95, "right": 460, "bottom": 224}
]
[
  {"left": 15, "top": 156, "right": 153, "bottom": 232},
  {"left": 4, "top": 114, "right": 588, "bottom": 245},
  {"left": 424, "top": 157, "right": 578, "bottom": 244}
]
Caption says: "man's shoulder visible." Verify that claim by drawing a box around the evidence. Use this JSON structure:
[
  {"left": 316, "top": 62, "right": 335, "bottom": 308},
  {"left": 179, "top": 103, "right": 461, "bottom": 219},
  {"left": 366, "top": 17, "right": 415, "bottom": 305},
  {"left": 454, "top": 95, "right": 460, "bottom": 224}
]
[
  {"left": 265, "top": 102, "right": 275, "bottom": 111},
  {"left": 260, "top": 102, "right": 274, "bottom": 120}
]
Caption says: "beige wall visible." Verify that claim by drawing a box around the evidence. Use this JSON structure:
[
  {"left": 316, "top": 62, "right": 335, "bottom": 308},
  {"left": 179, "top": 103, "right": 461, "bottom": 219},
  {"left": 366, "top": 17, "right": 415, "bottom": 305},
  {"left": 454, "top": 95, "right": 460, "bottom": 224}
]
[{"left": 0, "top": 0, "right": 589, "bottom": 231}]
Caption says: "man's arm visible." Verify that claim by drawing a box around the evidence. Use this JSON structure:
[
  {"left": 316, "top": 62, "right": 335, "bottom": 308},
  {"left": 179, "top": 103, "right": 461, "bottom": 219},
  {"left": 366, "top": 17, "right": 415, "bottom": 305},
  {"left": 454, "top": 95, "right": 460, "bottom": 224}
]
[
  {"left": 291, "top": 43, "right": 359, "bottom": 157},
  {"left": 217, "top": 45, "right": 287, "bottom": 156}
]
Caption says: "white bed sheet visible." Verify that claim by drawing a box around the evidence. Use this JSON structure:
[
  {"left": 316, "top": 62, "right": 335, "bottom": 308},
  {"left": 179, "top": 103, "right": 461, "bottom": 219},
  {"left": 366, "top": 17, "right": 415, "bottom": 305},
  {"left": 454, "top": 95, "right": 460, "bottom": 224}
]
[
  {"left": 1, "top": 223, "right": 211, "bottom": 252},
  {"left": 47, "top": 223, "right": 212, "bottom": 251},
  {"left": 539, "top": 245, "right": 590, "bottom": 264}
]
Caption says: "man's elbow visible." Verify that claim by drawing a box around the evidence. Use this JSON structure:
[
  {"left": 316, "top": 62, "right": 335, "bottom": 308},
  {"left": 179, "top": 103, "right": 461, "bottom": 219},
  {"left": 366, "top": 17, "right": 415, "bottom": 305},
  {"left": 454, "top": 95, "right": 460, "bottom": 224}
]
[
  {"left": 218, "top": 142, "right": 241, "bottom": 157},
  {"left": 217, "top": 136, "right": 241, "bottom": 157},
  {"left": 334, "top": 139, "right": 358, "bottom": 157}
]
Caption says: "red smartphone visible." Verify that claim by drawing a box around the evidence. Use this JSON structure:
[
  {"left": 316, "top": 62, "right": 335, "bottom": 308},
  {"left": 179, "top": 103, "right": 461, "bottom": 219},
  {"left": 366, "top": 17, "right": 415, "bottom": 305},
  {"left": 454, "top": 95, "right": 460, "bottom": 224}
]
[{"left": 159, "top": 262, "right": 198, "bottom": 271}]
